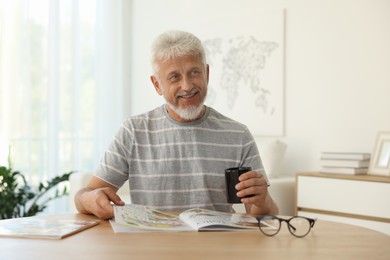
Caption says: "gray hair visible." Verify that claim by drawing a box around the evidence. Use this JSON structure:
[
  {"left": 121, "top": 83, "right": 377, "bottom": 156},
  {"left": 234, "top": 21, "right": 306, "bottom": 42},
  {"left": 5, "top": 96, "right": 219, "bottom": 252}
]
[{"left": 151, "top": 30, "right": 206, "bottom": 75}]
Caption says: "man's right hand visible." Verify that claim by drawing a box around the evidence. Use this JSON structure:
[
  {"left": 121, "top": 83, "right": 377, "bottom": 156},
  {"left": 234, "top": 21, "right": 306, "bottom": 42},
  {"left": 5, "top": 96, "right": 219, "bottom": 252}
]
[{"left": 74, "top": 176, "right": 125, "bottom": 219}]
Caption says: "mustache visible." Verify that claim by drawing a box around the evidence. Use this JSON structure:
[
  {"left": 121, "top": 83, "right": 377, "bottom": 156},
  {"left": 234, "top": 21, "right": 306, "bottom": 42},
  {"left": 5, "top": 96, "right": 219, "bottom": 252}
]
[{"left": 176, "top": 88, "right": 199, "bottom": 98}]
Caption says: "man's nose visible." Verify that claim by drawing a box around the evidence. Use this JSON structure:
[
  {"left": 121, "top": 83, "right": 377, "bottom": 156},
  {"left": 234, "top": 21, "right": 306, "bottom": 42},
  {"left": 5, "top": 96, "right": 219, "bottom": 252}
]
[{"left": 181, "top": 77, "right": 193, "bottom": 91}]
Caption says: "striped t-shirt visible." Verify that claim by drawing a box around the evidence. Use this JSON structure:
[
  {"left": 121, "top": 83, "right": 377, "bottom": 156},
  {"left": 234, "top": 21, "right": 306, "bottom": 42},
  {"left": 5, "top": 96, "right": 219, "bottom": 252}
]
[{"left": 94, "top": 105, "right": 267, "bottom": 212}]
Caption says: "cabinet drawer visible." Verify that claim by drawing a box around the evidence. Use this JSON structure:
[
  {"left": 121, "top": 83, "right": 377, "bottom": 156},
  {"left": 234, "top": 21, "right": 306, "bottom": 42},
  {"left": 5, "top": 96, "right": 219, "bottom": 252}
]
[
  {"left": 297, "top": 176, "right": 390, "bottom": 219},
  {"left": 297, "top": 211, "right": 390, "bottom": 235}
]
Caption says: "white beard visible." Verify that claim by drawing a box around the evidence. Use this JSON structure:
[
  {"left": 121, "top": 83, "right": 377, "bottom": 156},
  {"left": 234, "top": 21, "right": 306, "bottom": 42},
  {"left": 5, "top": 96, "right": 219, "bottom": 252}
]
[
  {"left": 166, "top": 103, "right": 204, "bottom": 121},
  {"left": 162, "top": 87, "right": 206, "bottom": 121}
]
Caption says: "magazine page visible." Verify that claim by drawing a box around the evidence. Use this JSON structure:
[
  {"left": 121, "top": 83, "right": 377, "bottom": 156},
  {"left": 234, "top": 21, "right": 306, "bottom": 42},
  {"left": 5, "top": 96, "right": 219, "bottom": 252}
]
[
  {"left": 179, "top": 208, "right": 259, "bottom": 231},
  {"left": 113, "top": 204, "right": 193, "bottom": 232},
  {"left": 0, "top": 217, "right": 100, "bottom": 239}
]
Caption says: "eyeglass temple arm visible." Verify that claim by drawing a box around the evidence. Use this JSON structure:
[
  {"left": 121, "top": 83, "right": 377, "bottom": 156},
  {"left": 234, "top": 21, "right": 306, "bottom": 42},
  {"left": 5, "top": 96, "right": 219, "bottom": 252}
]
[
  {"left": 278, "top": 218, "right": 297, "bottom": 232},
  {"left": 286, "top": 221, "right": 297, "bottom": 232}
]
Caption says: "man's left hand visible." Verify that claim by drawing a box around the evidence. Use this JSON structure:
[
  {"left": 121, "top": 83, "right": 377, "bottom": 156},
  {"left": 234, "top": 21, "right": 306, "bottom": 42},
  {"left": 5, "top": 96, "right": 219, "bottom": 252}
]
[{"left": 235, "top": 170, "right": 279, "bottom": 215}]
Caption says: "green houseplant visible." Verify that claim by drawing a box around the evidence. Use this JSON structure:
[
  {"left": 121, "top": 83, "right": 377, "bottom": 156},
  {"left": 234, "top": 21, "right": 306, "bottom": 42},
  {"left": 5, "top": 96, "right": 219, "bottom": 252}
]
[{"left": 0, "top": 165, "right": 74, "bottom": 219}]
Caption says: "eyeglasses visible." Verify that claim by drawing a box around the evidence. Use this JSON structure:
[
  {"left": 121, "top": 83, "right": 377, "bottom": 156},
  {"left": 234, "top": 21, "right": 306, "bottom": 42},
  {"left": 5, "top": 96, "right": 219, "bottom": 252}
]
[{"left": 256, "top": 215, "right": 316, "bottom": 238}]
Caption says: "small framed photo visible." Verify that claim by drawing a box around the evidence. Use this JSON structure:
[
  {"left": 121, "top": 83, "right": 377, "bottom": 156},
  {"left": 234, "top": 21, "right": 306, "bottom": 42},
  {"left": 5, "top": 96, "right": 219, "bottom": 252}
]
[{"left": 368, "top": 131, "right": 390, "bottom": 176}]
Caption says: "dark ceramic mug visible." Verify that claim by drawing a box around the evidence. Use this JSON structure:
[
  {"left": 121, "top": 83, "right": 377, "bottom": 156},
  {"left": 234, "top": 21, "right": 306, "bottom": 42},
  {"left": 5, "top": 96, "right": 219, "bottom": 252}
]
[{"left": 225, "top": 167, "right": 252, "bottom": 203}]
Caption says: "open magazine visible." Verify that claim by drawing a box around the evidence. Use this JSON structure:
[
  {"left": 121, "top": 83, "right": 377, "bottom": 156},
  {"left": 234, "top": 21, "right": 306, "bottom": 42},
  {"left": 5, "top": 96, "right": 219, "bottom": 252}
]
[
  {"left": 0, "top": 217, "right": 100, "bottom": 239},
  {"left": 111, "top": 204, "right": 271, "bottom": 233}
]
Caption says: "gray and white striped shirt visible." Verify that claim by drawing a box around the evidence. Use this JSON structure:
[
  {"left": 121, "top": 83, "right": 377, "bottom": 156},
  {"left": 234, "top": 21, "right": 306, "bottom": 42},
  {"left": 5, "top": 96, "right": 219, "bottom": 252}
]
[{"left": 94, "top": 105, "right": 267, "bottom": 212}]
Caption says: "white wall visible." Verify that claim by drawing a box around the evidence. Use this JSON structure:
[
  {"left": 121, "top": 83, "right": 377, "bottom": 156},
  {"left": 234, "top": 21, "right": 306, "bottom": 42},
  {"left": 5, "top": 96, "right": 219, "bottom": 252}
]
[{"left": 128, "top": 0, "right": 390, "bottom": 177}]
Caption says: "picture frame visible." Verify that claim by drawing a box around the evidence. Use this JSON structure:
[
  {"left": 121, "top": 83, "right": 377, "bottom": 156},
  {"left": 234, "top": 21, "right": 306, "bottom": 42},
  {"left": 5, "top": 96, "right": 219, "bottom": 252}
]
[{"left": 368, "top": 131, "right": 390, "bottom": 177}]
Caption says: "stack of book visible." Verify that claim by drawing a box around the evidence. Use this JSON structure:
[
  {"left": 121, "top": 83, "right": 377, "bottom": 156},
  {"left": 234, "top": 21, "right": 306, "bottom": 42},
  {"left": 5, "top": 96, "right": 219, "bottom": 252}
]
[{"left": 320, "top": 152, "right": 371, "bottom": 175}]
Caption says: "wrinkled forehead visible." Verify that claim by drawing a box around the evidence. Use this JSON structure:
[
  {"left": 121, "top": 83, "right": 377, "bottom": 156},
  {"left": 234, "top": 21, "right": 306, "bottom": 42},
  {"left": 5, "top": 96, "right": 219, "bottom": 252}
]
[{"left": 154, "top": 54, "right": 206, "bottom": 76}]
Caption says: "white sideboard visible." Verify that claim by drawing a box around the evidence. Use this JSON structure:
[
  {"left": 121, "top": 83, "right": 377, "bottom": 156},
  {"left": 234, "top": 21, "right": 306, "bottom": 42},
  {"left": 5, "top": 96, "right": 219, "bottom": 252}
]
[{"left": 295, "top": 172, "right": 390, "bottom": 235}]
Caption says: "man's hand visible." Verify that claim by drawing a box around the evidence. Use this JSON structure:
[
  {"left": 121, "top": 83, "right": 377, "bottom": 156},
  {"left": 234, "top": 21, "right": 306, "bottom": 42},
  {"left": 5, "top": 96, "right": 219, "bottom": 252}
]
[
  {"left": 234, "top": 170, "right": 279, "bottom": 215},
  {"left": 74, "top": 176, "right": 125, "bottom": 219}
]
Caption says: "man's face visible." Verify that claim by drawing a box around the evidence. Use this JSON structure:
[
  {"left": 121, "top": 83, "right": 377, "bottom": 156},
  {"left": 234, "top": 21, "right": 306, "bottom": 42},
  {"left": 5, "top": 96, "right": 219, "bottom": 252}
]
[{"left": 151, "top": 55, "right": 209, "bottom": 122}]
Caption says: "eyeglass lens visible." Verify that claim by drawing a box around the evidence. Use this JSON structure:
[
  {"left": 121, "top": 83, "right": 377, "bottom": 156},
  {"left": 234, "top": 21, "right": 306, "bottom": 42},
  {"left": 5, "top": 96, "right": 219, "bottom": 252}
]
[
  {"left": 258, "top": 216, "right": 281, "bottom": 236},
  {"left": 287, "top": 217, "right": 312, "bottom": 237}
]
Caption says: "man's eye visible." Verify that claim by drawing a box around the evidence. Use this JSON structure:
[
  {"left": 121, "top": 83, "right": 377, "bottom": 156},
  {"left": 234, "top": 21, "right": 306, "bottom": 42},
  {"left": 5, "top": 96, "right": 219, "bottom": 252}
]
[
  {"left": 191, "top": 70, "right": 200, "bottom": 76},
  {"left": 169, "top": 74, "right": 179, "bottom": 81}
]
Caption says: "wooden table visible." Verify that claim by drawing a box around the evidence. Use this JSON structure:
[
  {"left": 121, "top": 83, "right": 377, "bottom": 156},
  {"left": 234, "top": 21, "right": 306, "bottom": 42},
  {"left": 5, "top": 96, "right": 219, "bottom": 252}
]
[{"left": 0, "top": 213, "right": 389, "bottom": 260}]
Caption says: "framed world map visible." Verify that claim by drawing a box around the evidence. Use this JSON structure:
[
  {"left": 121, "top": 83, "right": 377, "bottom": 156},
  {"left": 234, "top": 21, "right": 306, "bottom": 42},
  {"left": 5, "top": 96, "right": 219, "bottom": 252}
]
[{"left": 191, "top": 9, "right": 285, "bottom": 136}]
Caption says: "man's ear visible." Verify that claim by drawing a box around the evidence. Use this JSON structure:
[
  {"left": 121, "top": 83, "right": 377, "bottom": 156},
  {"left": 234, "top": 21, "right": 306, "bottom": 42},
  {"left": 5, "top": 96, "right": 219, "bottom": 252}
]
[
  {"left": 150, "top": 75, "right": 163, "bottom": 96},
  {"left": 206, "top": 64, "right": 210, "bottom": 84}
]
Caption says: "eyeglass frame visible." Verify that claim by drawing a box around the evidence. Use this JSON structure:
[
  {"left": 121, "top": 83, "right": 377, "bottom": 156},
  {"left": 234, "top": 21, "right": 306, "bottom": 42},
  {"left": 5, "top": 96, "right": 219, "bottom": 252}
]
[{"left": 255, "top": 215, "right": 316, "bottom": 238}]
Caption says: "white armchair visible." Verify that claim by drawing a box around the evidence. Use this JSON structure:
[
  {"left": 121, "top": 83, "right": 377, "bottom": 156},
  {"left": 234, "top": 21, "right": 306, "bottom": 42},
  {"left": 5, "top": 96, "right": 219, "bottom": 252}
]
[
  {"left": 233, "top": 140, "right": 295, "bottom": 215},
  {"left": 69, "top": 140, "right": 295, "bottom": 215},
  {"left": 267, "top": 177, "right": 295, "bottom": 215},
  {"left": 261, "top": 139, "right": 295, "bottom": 215}
]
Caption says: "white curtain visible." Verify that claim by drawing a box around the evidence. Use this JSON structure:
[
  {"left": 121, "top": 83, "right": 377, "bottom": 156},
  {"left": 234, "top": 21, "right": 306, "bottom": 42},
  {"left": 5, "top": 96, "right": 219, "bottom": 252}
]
[{"left": 0, "top": 0, "right": 130, "bottom": 213}]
